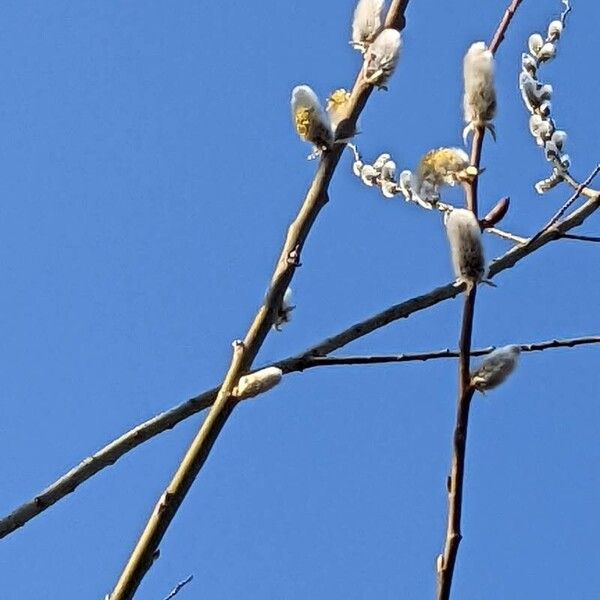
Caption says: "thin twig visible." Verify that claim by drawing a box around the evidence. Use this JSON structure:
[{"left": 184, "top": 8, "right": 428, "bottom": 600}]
[
  {"left": 488, "top": 0, "right": 523, "bottom": 53},
  {"left": 529, "top": 165, "right": 600, "bottom": 244},
  {"left": 295, "top": 336, "right": 600, "bottom": 367},
  {"left": 485, "top": 227, "right": 527, "bottom": 244},
  {"left": 106, "top": 4, "right": 413, "bottom": 600},
  {"left": 162, "top": 575, "right": 193, "bottom": 600},
  {"left": 437, "top": 3, "right": 522, "bottom": 597},
  {"left": 560, "top": 0, "right": 572, "bottom": 26},
  {"left": 1, "top": 186, "right": 598, "bottom": 543},
  {"left": 559, "top": 233, "right": 600, "bottom": 243}
]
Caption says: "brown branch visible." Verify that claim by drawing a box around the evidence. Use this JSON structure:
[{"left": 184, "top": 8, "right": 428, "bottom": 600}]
[
  {"left": 559, "top": 233, "right": 600, "bottom": 243},
  {"left": 1, "top": 181, "right": 597, "bottom": 543},
  {"left": 437, "top": 3, "right": 523, "bottom": 597},
  {"left": 106, "top": 4, "right": 413, "bottom": 600},
  {"left": 1, "top": 193, "right": 598, "bottom": 545},
  {"left": 488, "top": 0, "right": 523, "bottom": 53},
  {"left": 288, "top": 336, "right": 600, "bottom": 367},
  {"left": 529, "top": 164, "right": 600, "bottom": 244}
]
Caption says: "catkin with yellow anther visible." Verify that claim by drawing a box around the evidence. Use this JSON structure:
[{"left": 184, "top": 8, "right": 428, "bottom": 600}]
[
  {"left": 415, "top": 147, "right": 477, "bottom": 201},
  {"left": 291, "top": 85, "right": 334, "bottom": 157}
]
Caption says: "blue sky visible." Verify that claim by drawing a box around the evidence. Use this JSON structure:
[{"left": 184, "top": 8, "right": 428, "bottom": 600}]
[{"left": 1, "top": 1, "right": 599, "bottom": 598}]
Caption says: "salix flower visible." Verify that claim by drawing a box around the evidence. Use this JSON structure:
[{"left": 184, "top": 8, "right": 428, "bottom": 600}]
[
  {"left": 445, "top": 208, "right": 486, "bottom": 288},
  {"left": 547, "top": 20, "right": 563, "bottom": 41},
  {"left": 471, "top": 345, "right": 520, "bottom": 392},
  {"left": 326, "top": 88, "right": 351, "bottom": 132},
  {"left": 415, "top": 148, "right": 477, "bottom": 201},
  {"left": 463, "top": 42, "right": 497, "bottom": 143},
  {"left": 528, "top": 33, "right": 544, "bottom": 56},
  {"left": 273, "top": 287, "right": 295, "bottom": 331},
  {"left": 291, "top": 85, "right": 334, "bottom": 158},
  {"left": 363, "top": 28, "right": 402, "bottom": 89},
  {"left": 351, "top": 0, "right": 384, "bottom": 53},
  {"left": 537, "top": 43, "right": 556, "bottom": 62},
  {"left": 234, "top": 367, "right": 283, "bottom": 401}
]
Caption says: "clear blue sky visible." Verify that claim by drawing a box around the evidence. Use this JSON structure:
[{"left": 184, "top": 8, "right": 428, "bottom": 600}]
[{"left": 1, "top": 1, "right": 599, "bottom": 598}]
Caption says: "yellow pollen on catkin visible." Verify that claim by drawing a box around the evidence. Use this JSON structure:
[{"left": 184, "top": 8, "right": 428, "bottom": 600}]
[
  {"left": 294, "top": 107, "right": 314, "bottom": 140},
  {"left": 326, "top": 89, "right": 351, "bottom": 110}
]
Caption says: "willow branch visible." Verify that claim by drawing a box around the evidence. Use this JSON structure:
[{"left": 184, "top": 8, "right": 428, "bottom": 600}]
[
  {"left": 2, "top": 180, "right": 599, "bottom": 543},
  {"left": 437, "top": 3, "right": 523, "bottom": 597},
  {"left": 559, "top": 233, "right": 600, "bottom": 243},
  {"left": 294, "top": 336, "right": 600, "bottom": 368},
  {"left": 529, "top": 164, "right": 600, "bottom": 244},
  {"left": 162, "top": 575, "right": 193, "bottom": 600},
  {"left": 106, "top": 4, "right": 412, "bottom": 599}
]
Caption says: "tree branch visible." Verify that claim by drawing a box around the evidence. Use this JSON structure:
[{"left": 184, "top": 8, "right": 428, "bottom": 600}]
[
  {"left": 437, "top": 4, "right": 522, "bottom": 597},
  {"left": 2, "top": 183, "right": 598, "bottom": 543},
  {"left": 162, "top": 575, "right": 193, "bottom": 600},
  {"left": 106, "top": 4, "right": 413, "bottom": 599},
  {"left": 287, "top": 336, "right": 600, "bottom": 367},
  {"left": 559, "top": 232, "right": 600, "bottom": 243},
  {"left": 529, "top": 164, "right": 600, "bottom": 244}
]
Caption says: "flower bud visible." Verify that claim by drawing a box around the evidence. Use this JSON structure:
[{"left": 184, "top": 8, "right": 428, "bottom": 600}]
[
  {"left": 463, "top": 42, "right": 496, "bottom": 142},
  {"left": 547, "top": 20, "right": 563, "bottom": 40},
  {"left": 528, "top": 33, "right": 544, "bottom": 56},
  {"left": 351, "top": 0, "right": 384, "bottom": 53},
  {"left": 234, "top": 367, "right": 283, "bottom": 400},
  {"left": 471, "top": 345, "right": 520, "bottom": 391},
  {"left": 363, "top": 28, "right": 402, "bottom": 88},
  {"left": 273, "top": 287, "right": 295, "bottom": 331},
  {"left": 445, "top": 208, "right": 486, "bottom": 288}
]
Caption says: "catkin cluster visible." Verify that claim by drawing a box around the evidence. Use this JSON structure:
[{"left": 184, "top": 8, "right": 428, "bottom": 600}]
[{"left": 519, "top": 19, "right": 569, "bottom": 193}]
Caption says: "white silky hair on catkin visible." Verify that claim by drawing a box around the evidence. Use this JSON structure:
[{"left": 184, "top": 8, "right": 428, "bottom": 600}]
[
  {"left": 364, "top": 28, "right": 402, "bottom": 86},
  {"left": 351, "top": 0, "right": 384, "bottom": 49},
  {"left": 445, "top": 208, "right": 485, "bottom": 286},
  {"left": 272, "top": 286, "right": 294, "bottom": 331},
  {"left": 235, "top": 367, "right": 283, "bottom": 400},
  {"left": 290, "top": 85, "right": 333, "bottom": 149},
  {"left": 471, "top": 345, "right": 520, "bottom": 391},
  {"left": 463, "top": 42, "right": 496, "bottom": 127}
]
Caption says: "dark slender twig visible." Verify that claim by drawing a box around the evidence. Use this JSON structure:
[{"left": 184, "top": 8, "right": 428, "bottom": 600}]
[
  {"left": 295, "top": 336, "right": 600, "bottom": 367},
  {"left": 529, "top": 165, "right": 600, "bottom": 245},
  {"left": 437, "top": 4, "right": 523, "bottom": 597},
  {"left": 488, "top": 0, "right": 523, "bottom": 53},
  {"left": 162, "top": 575, "right": 193, "bottom": 600},
  {"left": 106, "top": 4, "right": 413, "bottom": 599},
  {"left": 559, "top": 233, "right": 600, "bottom": 243},
  {"left": 560, "top": 0, "right": 572, "bottom": 26}
]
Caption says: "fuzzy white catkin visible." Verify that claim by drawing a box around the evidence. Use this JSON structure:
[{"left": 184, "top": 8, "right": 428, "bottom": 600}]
[
  {"left": 445, "top": 208, "right": 485, "bottom": 286},
  {"left": 290, "top": 85, "right": 333, "bottom": 151},
  {"left": 471, "top": 345, "right": 520, "bottom": 391},
  {"left": 234, "top": 367, "right": 283, "bottom": 400},
  {"left": 272, "top": 287, "right": 294, "bottom": 331},
  {"left": 351, "top": 0, "right": 384, "bottom": 50},
  {"left": 463, "top": 42, "right": 496, "bottom": 137},
  {"left": 363, "top": 28, "right": 402, "bottom": 87}
]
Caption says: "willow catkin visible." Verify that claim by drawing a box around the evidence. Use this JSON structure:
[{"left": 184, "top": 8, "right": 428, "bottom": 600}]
[
  {"left": 234, "top": 367, "right": 283, "bottom": 400},
  {"left": 471, "top": 345, "right": 520, "bottom": 391},
  {"left": 445, "top": 208, "right": 485, "bottom": 287}
]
